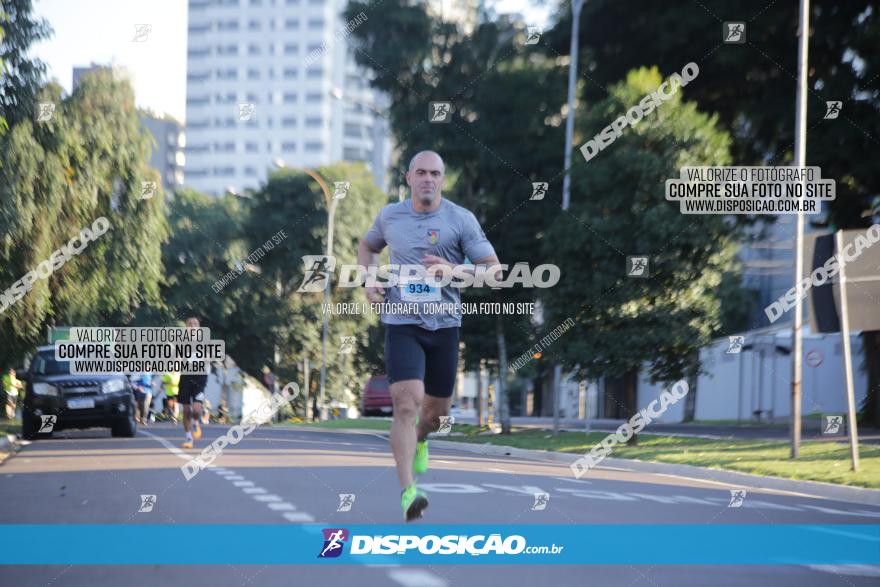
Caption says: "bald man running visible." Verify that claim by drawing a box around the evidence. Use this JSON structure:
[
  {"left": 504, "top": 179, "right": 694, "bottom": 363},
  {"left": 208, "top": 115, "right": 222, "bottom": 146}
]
[{"left": 358, "top": 150, "right": 500, "bottom": 521}]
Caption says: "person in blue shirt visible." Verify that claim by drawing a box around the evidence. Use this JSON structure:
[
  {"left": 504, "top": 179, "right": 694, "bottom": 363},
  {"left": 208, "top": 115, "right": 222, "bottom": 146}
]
[{"left": 129, "top": 372, "right": 153, "bottom": 425}]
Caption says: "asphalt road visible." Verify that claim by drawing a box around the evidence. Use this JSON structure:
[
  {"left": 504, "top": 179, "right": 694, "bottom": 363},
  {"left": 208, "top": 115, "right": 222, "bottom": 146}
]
[{"left": 1, "top": 423, "right": 879, "bottom": 586}]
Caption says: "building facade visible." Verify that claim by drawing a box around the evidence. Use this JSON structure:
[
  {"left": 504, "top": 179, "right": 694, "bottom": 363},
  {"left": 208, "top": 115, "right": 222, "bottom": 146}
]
[{"left": 184, "top": 0, "right": 389, "bottom": 196}]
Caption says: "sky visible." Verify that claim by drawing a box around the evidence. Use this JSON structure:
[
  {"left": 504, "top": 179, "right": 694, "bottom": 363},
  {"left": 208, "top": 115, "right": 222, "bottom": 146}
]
[{"left": 30, "top": 0, "right": 557, "bottom": 123}]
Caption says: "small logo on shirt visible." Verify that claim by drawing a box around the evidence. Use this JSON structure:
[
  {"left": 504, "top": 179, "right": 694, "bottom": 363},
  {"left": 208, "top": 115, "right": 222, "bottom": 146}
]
[{"left": 427, "top": 229, "right": 440, "bottom": 245}]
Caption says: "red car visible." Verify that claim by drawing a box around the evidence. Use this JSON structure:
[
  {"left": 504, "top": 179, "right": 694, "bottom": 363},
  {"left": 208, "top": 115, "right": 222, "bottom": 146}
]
[{"left": 360, "top": 375, "right": 392, "bottom": 417}]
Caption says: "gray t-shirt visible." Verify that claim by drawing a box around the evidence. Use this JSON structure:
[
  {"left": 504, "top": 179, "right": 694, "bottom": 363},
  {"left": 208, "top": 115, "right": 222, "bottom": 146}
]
[{"left": 364, "top": 198, "right": 496, "bottom": 330}]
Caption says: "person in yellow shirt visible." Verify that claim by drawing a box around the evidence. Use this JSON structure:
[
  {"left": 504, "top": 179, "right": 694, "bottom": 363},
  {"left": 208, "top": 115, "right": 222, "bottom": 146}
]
[
  {"left": 162, "top": 372, "right": 180, "bottom": 424},
  {"left": 2, "top": 368, "right": 23, "bottom": 420}
]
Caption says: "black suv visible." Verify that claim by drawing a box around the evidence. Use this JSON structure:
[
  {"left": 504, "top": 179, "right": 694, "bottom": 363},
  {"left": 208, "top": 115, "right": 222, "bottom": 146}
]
[{"left": 21, "top": 345, "right": 138, "bottom": 440}]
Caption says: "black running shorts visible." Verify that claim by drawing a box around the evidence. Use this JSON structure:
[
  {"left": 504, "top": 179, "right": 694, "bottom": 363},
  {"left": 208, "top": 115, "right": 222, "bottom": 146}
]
[
  {"left": 384, "top": 324, "right": 460, "bottom": 398},
  {"left": 178, "top": 374, "right": 207, "bottom": 405}
]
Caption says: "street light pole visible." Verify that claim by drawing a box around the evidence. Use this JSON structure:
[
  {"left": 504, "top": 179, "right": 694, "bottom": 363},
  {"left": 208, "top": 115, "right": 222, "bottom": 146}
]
[
  {"left": 299, "top": 168, "right": 336, "bottom": 422},
  {"left": 561, "top": 0, "right": 584, "bottom": 212},
  {"left": 790, "top": 0, "right": 810, "bottom": 458},
  {"left": 554, "top": 0, "right": 585, "bottom": 437}
]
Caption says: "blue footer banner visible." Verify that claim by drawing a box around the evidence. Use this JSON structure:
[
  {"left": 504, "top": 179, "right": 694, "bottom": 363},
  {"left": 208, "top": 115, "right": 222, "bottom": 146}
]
[{"left": 1, "top": 525, "right": 878, "bottom": 565}]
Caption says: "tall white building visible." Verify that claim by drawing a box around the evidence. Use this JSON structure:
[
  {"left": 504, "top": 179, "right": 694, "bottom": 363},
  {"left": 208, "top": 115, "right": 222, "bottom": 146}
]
[{"left": 184, "top": 0, "right": 389, "bottom": 196}]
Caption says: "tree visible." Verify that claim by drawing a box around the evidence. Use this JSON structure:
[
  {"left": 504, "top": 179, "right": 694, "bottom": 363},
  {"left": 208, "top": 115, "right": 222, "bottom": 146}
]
[
  {"left": 159, "top": 163, "right": 387, "bottom": 413},
  {"left": 539, "top": 67, "right": 736, "bottom": 434},
  {"left": 547, "top": 0, "right": 880, "bottom": 424},
  {"left": 0, "top": 0, "right": 51, "bottom": 129},
  {"left": 246, "top": 162, "right": 389, "bottom": 411},
  {"left": 0, "top": 69, "right": 166, "bottom": 368},
  {"left": 548, "top": 0, "right": 879, "bottom": 228}
]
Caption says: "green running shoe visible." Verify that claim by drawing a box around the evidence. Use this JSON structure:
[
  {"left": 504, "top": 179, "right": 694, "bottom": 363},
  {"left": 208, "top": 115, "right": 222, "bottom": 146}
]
[
  {"left": 413, "top": 440, "right": 429, "bottom": 474},
  {"left": 401, "top": 484, "right": 429, "bottom": 522}
]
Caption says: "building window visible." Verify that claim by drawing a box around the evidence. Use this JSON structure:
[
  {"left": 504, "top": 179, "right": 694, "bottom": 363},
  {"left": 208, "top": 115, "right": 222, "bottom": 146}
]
[
  {"left": 247, "top": 68, "right": 260, "bottom": 80},
  {"left": 283, "top": 44, "right": 298, "bottom": 55},
  {"left": 187, "top": 143, "right": 211, "bottom": 154},
  {"left": 187, "top": 72, "right": 211, "bottom": 83},
  {"left": 214, "top": 92, "right": 237, "bottom": 104},
  {"left": 188, "top": 23, "right": 211, "bottom": 35},
  {"left": 284, "top": 19, "right": 300, "bottom": 30},
  {"left": 248, "top": 43, "right": 261, "bottom": 56},
  {"left": 217, "top": 20, "right": 240, "bottom": 31},
  {"left": 305, "top": 92, "right": 322, "bottom": 103},
  {"left": 281, "top": 117, "right": 297, "bottom": 128},
  {"left": 305, "top": 68, "right": 323, "bottom": 79},
  {"left": 216, "top": 68, "right": 238, "bottom": 80},
  {"left": 283, "top": 68, "right": 298, "bottom": 79},
  {"left": 343, "top": 147, "right": 363, "bottom": 160},
  {"left": 343, "top": 123, "right": 362, "bottom": 138},
  {"left": 282, "top": 142, "right": 297, "bottom": 152},
  {"left": 307, "top": 19, "right": 325, "bottom": 29},
  {"left": 283, "top": 93, "right": 297, "bottom": 104},
  {"left": 248, "top": 20, "right": 261, "bottom": 31},
  {"left": 245, "top": 142, "right": 259, "bottom": 153},
  {"left": 304, "top": 142, "right": 323, "bottom": 152},
  {"left": 188, "top": 47, "right": 211, "bottom": 58},
  {"left": 213, "top": 167, "right": 235, "bottom": 177},
  {"left": 305, "top": 117, "right": 322, "bottom": 128},
  {"left": 217, "top": 44, "right": 239, "bottom": 56}
]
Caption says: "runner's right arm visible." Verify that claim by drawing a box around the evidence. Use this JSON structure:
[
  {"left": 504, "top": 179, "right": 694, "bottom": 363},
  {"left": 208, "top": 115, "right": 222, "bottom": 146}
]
[{"left": 360, "top": 212, "right": 387, "bottom": 304}]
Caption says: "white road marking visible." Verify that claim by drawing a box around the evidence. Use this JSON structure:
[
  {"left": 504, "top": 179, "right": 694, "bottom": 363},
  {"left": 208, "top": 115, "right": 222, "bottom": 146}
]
[
  {"left": 141, "top": 428, "right": 317, "bottom": 523},
  {"left": 808, "top": 565, "right": 880, "bottom": 577},
  {"left": 554, "top": 476, "right": 591, "bottom": 484},
  {"left": 282, "top": 512, "right": 316, "bottom": 522},
  {"left": 488, "top": 468, "right": 513, "bottom": 473},
  {"left": 139, "top": 430, "right": 191, "bottom": 461},
  {"left": 254, "top": 494, "right": 283, "bottom": 502},
  {"left": 388, "top": 569, "right": 449, "bottom": 587}
]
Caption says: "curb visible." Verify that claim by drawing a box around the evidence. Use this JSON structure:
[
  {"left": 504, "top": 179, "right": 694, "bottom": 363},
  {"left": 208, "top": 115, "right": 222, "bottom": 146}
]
[{"left": 291, "top": 426, "right": 880, "bottom": 507}]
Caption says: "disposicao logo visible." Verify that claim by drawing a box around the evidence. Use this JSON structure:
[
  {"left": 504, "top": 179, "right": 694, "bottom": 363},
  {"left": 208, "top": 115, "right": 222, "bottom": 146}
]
[{"left": 318, "top": 528, "right": 348, "bottom": 558}]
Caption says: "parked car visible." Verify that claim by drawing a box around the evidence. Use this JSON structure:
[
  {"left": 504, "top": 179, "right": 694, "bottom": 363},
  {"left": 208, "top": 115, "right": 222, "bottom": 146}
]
[
  {"left": 21, "top": 346, "right": 138, "bottom": 439},
  {"left": 360, "top": 375, "right": 392, "bottom": 417}
]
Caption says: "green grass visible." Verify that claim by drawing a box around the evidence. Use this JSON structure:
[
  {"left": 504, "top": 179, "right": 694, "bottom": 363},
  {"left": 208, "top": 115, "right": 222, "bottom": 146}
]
[{"left": 288, "top": 417, "right": 880, "bottom": 489}]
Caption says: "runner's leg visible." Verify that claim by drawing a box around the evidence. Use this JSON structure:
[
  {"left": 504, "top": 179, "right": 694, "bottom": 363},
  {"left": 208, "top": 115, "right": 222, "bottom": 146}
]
[
  {"left": 417, "top": 395, "right": 453, "bottom": 442},
  {"left": 390, "top": 379, "right": 424, "bottom": 489},
  {"left": 417, "top": 326, "right": 459, "bottom": 442}
]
